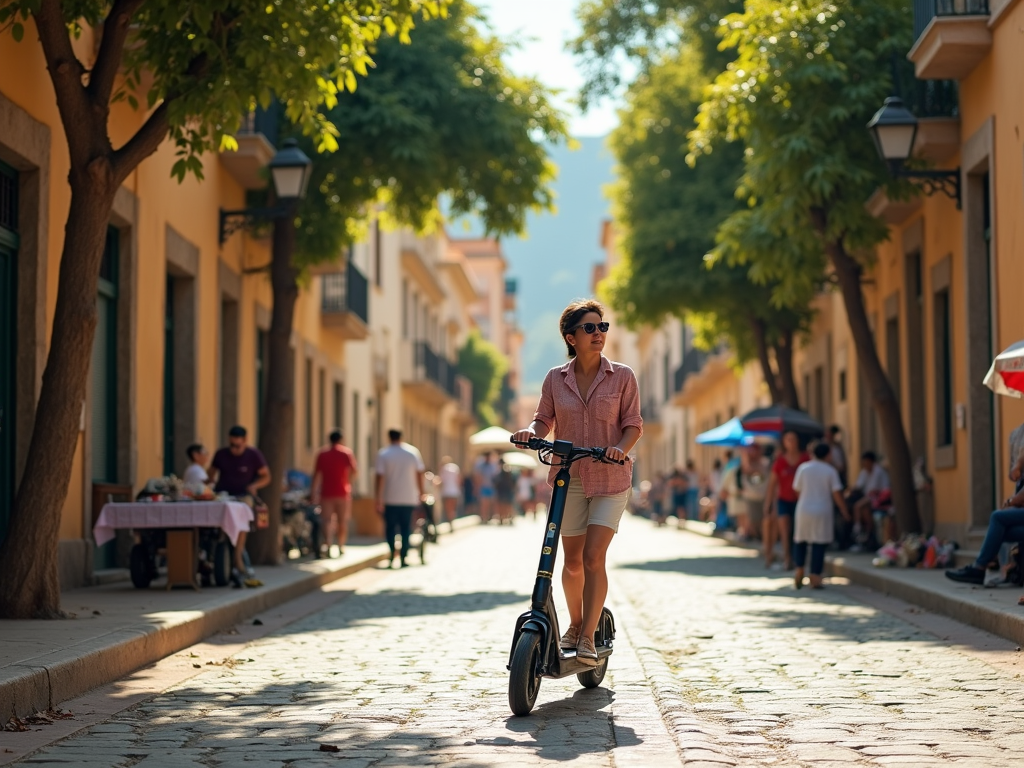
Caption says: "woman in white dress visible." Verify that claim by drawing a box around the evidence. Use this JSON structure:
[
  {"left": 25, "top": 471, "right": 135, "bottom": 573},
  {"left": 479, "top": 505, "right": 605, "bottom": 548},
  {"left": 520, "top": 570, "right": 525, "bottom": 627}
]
[{"left": 792, "top": 443, "right": 850, "bottom": 589}]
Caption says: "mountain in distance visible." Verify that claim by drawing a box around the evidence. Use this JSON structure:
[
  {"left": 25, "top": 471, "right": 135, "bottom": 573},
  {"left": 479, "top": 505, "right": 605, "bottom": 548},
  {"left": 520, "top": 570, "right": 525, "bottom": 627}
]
[{"left": 449, "top": 136, "right": 615, "bottom": 393}]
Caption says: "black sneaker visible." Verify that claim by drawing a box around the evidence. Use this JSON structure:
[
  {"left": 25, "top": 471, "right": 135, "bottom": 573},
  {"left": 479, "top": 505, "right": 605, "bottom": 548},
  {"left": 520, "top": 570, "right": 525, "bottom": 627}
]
[{"left": 945, "top": 565, "right": 985, "bottom": 584}]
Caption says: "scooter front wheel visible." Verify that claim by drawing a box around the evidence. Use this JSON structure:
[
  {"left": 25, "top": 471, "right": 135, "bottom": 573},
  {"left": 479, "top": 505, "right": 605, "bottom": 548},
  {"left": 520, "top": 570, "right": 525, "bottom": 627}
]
[{"left": 508, "top": 631, "right": 543, "bottom": 716}]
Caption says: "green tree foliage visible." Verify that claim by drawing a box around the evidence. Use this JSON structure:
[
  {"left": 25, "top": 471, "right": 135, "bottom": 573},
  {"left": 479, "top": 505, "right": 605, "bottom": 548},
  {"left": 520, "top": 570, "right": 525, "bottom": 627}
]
[
  {"left": 594, "top": 42, "right": 812, "bottom": 404},
  {"left": 287, "top": 0, "right": 567, "bottom": 267},
  {"left": 458, "top": 330, "right": 509, "bottom": 426},
  {"left": 690, "top": 0, "right": 921, "bottom": 532},
  {"left": 0, "top": 0, "right": 446, "bottom": 618},
  {"left": 571, "top": 0, "right": 742, "bottom": 109}
]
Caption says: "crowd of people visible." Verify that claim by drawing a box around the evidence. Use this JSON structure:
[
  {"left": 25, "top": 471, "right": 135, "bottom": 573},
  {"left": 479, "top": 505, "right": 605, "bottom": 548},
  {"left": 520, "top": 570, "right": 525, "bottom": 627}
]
[{"left": 635, "top": 425, "right": 895, "bottom": 589}]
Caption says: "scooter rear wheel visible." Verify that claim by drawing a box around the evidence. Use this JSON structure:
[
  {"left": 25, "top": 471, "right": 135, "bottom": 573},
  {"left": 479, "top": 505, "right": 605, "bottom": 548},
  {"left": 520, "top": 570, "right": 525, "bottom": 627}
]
[
  {"left": 576, "top": 658, "right": 608, "bottom": 688},
  {"left": 508, "top": 631, "right": 543, "bottom": 716}
]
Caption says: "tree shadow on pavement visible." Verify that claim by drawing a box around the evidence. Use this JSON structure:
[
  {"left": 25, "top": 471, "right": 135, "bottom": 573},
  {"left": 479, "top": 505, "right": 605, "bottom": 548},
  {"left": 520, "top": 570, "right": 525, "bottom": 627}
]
[
  {"left": 270, "top": 588, "right": 528, "bottom": 636},
  {"left": 616, "top": 555, "right": 784, "bottom": 579}
]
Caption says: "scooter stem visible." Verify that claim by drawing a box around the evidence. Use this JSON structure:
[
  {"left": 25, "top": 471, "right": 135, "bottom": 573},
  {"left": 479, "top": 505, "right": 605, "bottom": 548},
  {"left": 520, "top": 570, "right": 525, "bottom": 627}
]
[{"left": 531, "top": 466, "right": 571, "bottom": 611}]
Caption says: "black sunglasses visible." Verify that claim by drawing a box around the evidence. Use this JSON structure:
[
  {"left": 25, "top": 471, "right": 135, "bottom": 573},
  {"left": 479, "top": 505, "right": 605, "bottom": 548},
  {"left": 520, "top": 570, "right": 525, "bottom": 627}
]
[{"left": 571, "top": 321, "right": 610, "bottom": 335}]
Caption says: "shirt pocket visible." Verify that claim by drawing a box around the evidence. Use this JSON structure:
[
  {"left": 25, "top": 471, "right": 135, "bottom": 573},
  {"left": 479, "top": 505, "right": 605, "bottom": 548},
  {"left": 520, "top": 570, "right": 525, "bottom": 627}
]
[{"left": 594, "top": 393, "right": 621, "bottom": 421}]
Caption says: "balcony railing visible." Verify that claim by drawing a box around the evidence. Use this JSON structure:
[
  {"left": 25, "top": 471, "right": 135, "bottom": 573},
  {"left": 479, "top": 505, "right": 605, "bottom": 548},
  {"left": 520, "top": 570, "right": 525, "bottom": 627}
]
[
  {"left": 321, "top": 259, "right": 369, "bottom": 324},
  {"left": 914, "top": 0, "right": 988, "bottom": 40},
  {"left": 238, "top": 105, "right": 281, "bottom": 144},
  {"left": 892, "top": 58, "right": 958, "bottom": 118},
  {"left": 674, "top": 349, "right": 708, "bottom": 393},
  {"left": 641, "top": 397, "right": 660, "bottom": 422},
  {"left": 415, "top": 341, "right": 460, "bottom": 399}
]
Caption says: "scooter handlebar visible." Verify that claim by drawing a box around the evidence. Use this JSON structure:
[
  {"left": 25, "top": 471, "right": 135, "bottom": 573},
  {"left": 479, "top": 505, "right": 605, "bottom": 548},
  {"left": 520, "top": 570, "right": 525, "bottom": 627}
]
[{"left": 509, "top": 437, "right": 625, "bottom": 465}]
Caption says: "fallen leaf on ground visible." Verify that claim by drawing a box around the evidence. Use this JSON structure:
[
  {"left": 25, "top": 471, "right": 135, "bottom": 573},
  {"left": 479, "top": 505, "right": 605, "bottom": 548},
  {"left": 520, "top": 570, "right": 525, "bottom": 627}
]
[{"left": 319, "top": 744, "right": 341, "bottom": 752}]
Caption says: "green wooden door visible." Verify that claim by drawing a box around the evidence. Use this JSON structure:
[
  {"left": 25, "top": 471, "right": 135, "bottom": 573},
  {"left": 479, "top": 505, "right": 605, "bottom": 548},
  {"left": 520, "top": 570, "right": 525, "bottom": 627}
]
[
  {"left": 0, "top": 162, "right": 18, "bottom": 544},
  {"left": 91, "top": 227, "right": 119, "bottom": 568}
]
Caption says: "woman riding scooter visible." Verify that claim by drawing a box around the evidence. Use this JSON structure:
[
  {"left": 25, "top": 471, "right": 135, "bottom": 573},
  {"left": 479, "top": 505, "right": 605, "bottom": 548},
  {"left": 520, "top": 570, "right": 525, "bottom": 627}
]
[{"left": 512, "top": 299, "right": 642, "bottom": 665}]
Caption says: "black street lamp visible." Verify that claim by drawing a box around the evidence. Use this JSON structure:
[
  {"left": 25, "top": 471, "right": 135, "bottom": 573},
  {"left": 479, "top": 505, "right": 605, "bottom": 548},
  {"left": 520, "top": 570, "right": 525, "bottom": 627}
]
[
  {"left": 867, "top": 96, "right": 960, "bottom": 208},
  {"left": 219, "top": 138, "right": 313, "bottom": 244}
]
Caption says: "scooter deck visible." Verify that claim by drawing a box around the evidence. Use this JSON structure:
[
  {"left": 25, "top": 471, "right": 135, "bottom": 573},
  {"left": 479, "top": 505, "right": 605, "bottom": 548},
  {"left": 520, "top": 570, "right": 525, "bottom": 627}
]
[{"left": 544, "top": 646, "right": 613, "bottom": 679}]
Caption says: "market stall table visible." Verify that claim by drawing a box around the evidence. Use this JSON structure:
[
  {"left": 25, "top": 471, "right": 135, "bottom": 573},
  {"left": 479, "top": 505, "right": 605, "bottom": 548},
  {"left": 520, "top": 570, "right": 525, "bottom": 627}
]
[{"left": 94, "top": 500, "right": 254, "bottom": 589}]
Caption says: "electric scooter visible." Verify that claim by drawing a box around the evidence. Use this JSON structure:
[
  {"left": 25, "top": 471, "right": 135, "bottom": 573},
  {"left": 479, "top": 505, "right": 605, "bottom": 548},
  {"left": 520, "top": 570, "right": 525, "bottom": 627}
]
[{"left": 506, "top": 436, "right": 623, "bottom": 716}]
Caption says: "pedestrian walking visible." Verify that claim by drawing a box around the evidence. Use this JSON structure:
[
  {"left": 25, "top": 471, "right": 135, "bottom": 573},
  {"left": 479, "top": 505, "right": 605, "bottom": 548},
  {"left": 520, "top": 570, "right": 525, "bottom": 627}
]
[
  {"left": 311, "top": 429, "right": 357, "bottom": 556},
  {"left": 438, "top": 455, "right": 462, "bottom": 530},
  {"left": 792, "top": 443, "right": 850, "bottom": 589},
  {"left": 517, "top": 467, "right": 537, "bottom": 519},
  {"left": 375, "top": 429, "right": 426, "bottom": 569},
  {"left": 763, "top": 431, "right": 809, "bottom": 570},
  {"left": 473, "top": 451, "right": 499, "bottom": 523},
  {"left": 684, "top": 459, "right": 700, "bottom": 520},
  {"left": 649, "top": 473, "right": 667, "bottom": 526},
  {"left": 494, "top": 461, "right": 516, "bottom": 525},
  {"left": 512, "top": 298, "right": 643, "bottom": 666}
]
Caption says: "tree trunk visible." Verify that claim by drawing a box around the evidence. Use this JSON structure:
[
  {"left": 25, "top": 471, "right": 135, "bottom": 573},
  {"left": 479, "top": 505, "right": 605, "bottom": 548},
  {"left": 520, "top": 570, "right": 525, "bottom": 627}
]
[
  {"left": 251, "top": 213, "right": 299, "bottom": 565},
  {"left": 823, "top": 229, "right": 921, "bottom": 535},
  {"left": 749, "top": 317, "right": 783, "bottom": 404},
  {"left": 0, "top": 165, "right": 118, "bottom": 618},
  {"left": 774, "top": 329, "right": 801, "bottom": 410}
]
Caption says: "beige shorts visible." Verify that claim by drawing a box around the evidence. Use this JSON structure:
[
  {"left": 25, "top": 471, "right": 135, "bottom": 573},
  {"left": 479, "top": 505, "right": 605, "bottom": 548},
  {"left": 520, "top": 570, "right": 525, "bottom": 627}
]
[{"left": 561, "top": 479, "right": 631, "bottom": 537}]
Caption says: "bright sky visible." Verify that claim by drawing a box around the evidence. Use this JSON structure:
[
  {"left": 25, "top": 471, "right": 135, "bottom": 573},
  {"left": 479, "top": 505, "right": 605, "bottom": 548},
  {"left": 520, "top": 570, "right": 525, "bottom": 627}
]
[{"left": 472, "top": 0, "right": 624, "bottom": 137}]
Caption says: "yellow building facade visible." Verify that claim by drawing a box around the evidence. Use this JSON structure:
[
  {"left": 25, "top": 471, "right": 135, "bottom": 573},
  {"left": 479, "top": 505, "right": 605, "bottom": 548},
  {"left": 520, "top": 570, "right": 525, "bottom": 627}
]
[{"left": 0, "top": 27, "right": 493, "bottom": 588}]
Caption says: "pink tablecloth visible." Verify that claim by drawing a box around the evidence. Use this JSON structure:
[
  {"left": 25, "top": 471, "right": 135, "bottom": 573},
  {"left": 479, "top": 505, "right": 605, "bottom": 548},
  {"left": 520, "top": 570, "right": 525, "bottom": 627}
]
[{"left": 94, "top": 501, "right": 254, "bottom": 547}]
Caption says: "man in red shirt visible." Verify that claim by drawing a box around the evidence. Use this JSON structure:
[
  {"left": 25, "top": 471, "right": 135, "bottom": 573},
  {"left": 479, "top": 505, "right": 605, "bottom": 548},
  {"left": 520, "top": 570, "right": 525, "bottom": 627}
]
[{"left": 312, "top": 430, "right": 357, "bottom": 556}]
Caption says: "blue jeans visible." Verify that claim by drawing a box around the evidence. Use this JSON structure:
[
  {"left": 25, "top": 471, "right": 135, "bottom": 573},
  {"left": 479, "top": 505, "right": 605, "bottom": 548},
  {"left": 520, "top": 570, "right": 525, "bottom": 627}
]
[
  {"left": 384, "top": 505, "right": 415, "bottom": 559},
  {"left": 975, "top": 508, "right": 1024, "bottom": 568},
  {"left": 793, "top": 541, "right": 827, "bottom": 575}
]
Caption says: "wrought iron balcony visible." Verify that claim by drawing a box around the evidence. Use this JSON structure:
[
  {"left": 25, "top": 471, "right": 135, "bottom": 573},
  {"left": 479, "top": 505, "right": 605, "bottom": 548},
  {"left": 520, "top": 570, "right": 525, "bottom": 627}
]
[
  {"left": 219, "top": 107, "right": 281, "bottom": 191},
  {"left": 674, "top": 349, "right": 708, "bottom": 393},
  {"left": 403, "top": 340, "right": 460, "bottom": 404},
  {"left": 910, "top": 0, "right": 991, "bottom": 80},
  {"left": 321, "top": 260, "right": 370, "bottom": 340},
  {"left": 914, "top": 0, "right": 988, "bottom": 39}
]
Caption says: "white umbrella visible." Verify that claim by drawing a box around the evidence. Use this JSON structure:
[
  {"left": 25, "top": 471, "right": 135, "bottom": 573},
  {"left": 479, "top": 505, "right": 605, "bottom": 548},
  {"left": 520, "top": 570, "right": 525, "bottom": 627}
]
[
  {"left": 502, "top": 451, "right": 539, "bottom": 469},
  {"left": 468, "top": 425, "right": 514, "bottom": 450},
  {"left": 984, "top": 340, "right": 1024, "bottom": 399}
]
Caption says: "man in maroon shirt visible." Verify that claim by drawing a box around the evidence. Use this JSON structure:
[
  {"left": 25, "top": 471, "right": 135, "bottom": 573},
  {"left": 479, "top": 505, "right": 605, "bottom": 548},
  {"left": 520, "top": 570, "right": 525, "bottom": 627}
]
[
  {"left": 312, "top": 430, "right": 357, "bottom": 556},
  {"left": 208, "top": 425, "right": 271, "bottom": 584}
]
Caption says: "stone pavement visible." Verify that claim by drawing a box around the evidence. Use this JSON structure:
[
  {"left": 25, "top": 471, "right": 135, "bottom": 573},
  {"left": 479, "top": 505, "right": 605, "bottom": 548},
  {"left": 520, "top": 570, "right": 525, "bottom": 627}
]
[
  {"left": 610, "top": 518, "right": 1024, "bottom": 766},
  {"left": 8, "top": 514, "right": 1024, "bottom": 766},
  {"left": 4, "top": 518, "right": 681, "bottom": 767},
  {"left": 0, "top": 535, "right": 396, "bottom": 719}
]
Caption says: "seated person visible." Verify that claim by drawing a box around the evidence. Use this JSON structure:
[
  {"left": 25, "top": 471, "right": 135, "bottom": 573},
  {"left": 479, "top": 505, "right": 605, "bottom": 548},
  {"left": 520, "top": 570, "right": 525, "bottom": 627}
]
[
  {"left": 183, "top": 443, "right": 212, "bottom": 495},
  {"left": 845, "top": 451, "right": 890, "bottom": 550},
  {"left": 208, "top": 425, "right": 271, "bottom": 587},
  {"left": 947, "top": 439, "right": 1024, "bottom": 585}
]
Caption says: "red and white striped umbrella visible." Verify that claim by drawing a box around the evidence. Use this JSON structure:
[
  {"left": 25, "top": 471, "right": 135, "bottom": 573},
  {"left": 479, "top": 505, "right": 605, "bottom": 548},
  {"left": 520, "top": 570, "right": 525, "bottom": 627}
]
[{"left": 983, "top": 340, "right": 1024, "bottom": 398}]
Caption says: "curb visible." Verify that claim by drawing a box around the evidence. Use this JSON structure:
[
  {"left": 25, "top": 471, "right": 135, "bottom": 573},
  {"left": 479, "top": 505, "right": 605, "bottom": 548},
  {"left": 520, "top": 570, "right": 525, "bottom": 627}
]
[
  {"left": 825, "top": 556, "right": 1024, "bottom": 647},
  {"left": 675, "top": 518, "right": 1024, "bottom": 648},
  {"left": 2, "top": 516, "right": 480, "bottom": 720}
]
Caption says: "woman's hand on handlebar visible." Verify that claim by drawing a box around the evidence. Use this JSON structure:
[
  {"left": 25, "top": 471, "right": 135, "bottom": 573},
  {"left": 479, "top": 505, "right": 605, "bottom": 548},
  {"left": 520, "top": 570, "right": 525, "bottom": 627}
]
[
  {"left": 511, "top": 427, "right": 536, "bottom": 446},
  {"left": 604, "top": 446, "right": 627, "bottom": 464}
]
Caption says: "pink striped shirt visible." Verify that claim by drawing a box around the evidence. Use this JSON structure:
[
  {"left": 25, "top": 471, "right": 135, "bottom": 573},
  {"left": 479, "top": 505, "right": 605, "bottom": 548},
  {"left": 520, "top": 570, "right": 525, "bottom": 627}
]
[{"left": 533, "top": 355, "right": 643, "bottom": 496}]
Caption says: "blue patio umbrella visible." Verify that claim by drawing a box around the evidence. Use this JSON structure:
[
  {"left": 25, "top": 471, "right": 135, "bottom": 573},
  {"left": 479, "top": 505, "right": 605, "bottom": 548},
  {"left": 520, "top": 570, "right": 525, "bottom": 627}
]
[{"left": 695, "top": 417, "right": 779, "bottom": 447}]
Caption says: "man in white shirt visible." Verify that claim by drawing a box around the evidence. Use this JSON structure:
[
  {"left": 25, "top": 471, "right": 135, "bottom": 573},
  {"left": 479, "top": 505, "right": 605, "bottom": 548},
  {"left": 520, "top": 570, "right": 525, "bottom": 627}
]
[
  {"left": 375, "top": 429, "right": 425, "bottom": 568},
  {"left": 847, "top": 451, "right": 891, "bottom": 549}
]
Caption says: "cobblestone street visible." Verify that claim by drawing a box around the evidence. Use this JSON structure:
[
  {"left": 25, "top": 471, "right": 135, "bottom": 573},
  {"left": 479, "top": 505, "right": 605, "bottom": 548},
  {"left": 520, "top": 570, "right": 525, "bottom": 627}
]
[{"left": 10, "top": 516, "right": 1024, "bottom": 767}]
